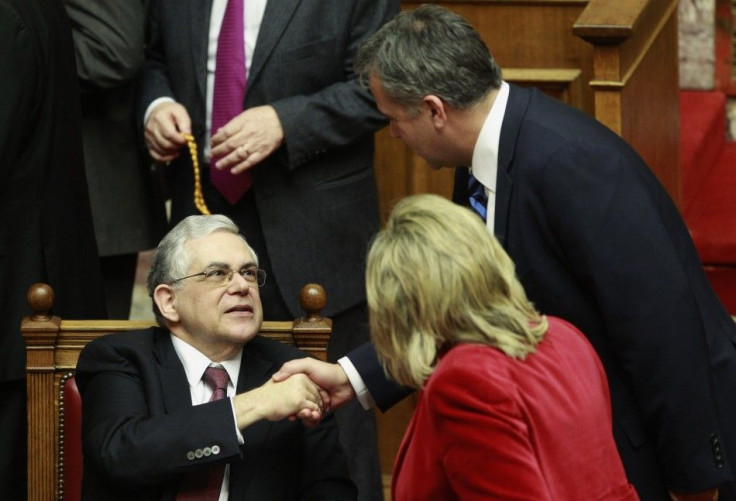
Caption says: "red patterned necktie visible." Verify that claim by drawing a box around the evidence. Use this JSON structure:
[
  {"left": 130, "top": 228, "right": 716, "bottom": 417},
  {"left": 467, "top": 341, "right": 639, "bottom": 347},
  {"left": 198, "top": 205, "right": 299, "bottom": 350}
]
[
  {"left": 210, "top": 0, "right": 252, "bottom": 205},
  {"left": 176, "top": 367, "right": 231, "bottom": 501},
  {"left": 203, "top": 366, "right": 230, "bottom": 402}
]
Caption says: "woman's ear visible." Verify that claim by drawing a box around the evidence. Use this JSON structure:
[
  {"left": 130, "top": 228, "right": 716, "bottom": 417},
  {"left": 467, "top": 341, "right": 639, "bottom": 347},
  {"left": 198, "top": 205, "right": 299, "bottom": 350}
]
[{"left": 153, "top": 284, "right": 180, "bottom": 324}]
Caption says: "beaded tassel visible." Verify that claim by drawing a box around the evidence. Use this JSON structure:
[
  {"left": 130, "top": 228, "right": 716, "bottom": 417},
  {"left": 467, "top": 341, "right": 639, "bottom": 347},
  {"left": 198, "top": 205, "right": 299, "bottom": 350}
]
[{"left": 183, "top": 133, "right": 211, "bottom": 215}]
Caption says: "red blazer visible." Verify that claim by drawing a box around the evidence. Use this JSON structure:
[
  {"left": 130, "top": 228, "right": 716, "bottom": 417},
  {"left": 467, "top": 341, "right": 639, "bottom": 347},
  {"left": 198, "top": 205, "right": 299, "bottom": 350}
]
[{"left": 392, "top": 316, "right": 639, "bottom": 501}]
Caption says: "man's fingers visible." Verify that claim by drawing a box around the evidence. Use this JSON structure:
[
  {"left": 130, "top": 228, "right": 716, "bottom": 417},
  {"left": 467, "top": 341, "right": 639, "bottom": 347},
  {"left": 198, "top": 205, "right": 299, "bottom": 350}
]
[
  {"left": 213, "top": 144, "right": 254, "bottom": 173},
  {"left": 144, "top": 102, "right": 191, "bottom": 158},
  {"left": 297, "top": 408, "right": 323, "bottom": 427},
  {"left": 211, "top": 118, "right": 240, "bottom": 147},
  {"left": 272, "top": 358, "right": 313, "bottom": 382},
  {"left": 296, "top": 374, "right": 324, "bottom": 409},
  {"left": 318, "top": 388, "right": 332, "bottom": 412},
  {"left": 149, "top": 150, "right": 179, "bottom": 163}
]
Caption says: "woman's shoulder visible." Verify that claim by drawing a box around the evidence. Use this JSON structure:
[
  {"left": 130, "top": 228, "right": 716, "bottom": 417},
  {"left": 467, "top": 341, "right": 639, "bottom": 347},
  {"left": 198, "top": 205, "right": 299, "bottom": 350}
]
[{"left": 426, "top": 343, "right": 516, "bottom": 402}]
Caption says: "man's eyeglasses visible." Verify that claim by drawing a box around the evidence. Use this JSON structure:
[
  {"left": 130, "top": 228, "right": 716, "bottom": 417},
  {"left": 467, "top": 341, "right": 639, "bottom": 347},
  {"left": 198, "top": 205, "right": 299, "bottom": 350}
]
[{"left": 171, "top": 266, "right": 267, "bottom": 287}]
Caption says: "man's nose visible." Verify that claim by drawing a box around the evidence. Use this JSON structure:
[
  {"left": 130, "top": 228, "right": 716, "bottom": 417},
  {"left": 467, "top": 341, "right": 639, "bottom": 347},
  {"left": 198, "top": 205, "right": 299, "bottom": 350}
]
[{"left": 227, "top": 271, "right": 251, "bottom": 293}]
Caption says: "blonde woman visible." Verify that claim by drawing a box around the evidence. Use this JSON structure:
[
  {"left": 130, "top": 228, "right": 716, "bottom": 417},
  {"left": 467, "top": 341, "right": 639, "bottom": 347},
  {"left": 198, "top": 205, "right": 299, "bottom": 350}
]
[{"left": 366, "top": 194, "right": 637, "bottom": 500}]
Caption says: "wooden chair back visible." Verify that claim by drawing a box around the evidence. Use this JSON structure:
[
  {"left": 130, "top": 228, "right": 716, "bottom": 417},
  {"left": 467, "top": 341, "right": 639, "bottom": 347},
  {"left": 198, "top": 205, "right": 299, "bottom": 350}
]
[{"left": 22, "top": 282, "right": 332, "bottom": 501}]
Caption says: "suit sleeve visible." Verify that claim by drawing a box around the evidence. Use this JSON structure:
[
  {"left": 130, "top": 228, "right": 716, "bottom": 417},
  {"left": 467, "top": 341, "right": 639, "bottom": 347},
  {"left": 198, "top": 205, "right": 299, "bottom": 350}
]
[
  {"left": 427, "top": 363, "right": 552, "bottom": 500},
  {"left": 269, "top": 0, "right": 399, "bottom": 169},
  {"left": 136, "top": 0, "right": 175, "bottom": 128},
  {"left": 346, "top": 342, "right": 412, "bottom": 412},
  {"left": 297, "top": 412, "right": 358, "bottom": 500},
  {"left": 63, "top": 0, "right": 145, "bottom": 91},
  {"left": 539, "top": 142, "right": 732, "bottom": 488},
  {"left": 76, "top": 338, "right": 241, "bottom": 487}
]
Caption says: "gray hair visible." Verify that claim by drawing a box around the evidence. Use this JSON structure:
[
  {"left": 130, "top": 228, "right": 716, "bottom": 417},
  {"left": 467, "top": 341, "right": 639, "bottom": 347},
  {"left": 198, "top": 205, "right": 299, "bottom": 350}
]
[
  {"left": 147, "top": 214, "right": 258, "bottom": 326},
  {"left": 355, "top": 4, "right": 502, "bottom": 114}
]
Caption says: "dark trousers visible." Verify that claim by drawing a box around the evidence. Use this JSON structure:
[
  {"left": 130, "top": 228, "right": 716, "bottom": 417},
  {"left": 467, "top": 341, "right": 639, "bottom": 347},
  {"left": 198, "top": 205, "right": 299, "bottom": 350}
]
[
  {"left": 0, "top": 378, "right": 26, "bottom": 501},
  {"left": 100, "top": 252, "right": 139, "bottom": 319}
]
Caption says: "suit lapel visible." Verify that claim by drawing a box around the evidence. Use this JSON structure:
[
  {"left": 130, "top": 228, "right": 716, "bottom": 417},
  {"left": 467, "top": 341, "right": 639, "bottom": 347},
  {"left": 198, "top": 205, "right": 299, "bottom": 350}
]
[
  {"left": 247, "top": 0, "right": 302, "bottom": 88},
  {"left": 190, "top": 0, "right": 214, "bottom": 106},
  {"left": 228, "top": 341, "right": 276, "bottom": 497},
  {"left": 495, "top": 84, "right": 529, "bottom": 248},
  {"left": 153, "top": 329, "right": 193, "bottom": 414}
]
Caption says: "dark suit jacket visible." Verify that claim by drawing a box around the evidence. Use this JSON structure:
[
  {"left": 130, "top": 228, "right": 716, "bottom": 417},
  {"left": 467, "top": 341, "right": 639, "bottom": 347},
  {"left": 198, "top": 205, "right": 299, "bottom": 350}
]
[
  {"left": 138, "top": 0, "right": 399, "bottom": 318},
  {"left": 354, "top": 84, "right": 736, "bottom": 498},
  {"left": 0, "top": 0, "right": 107, "bottom": 382},
  {"left": 76, "top": 328, "right": 356, "bottom": 500},
  {"left": 64, "top": 0, "right": 166, "bottom": 256}
]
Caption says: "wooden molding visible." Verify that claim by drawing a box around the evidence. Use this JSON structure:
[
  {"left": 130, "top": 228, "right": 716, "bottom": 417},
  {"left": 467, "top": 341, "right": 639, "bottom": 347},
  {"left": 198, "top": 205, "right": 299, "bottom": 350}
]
[{"left": 504, "top": 68, "right": 583, "bottom": 108}]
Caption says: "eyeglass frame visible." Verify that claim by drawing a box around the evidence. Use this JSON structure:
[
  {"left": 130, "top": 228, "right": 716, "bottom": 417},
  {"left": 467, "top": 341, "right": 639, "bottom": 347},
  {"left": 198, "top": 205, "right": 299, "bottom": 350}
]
[{"left": 170, "top": 265, "right": 267, "bottom": 287}]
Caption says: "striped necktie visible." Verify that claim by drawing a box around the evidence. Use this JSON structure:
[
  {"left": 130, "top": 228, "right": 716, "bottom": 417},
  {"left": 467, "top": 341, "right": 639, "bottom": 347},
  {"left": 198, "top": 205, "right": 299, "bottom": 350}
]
[{"left": 468, "top": 173, "right": 489, "bottom": 222}]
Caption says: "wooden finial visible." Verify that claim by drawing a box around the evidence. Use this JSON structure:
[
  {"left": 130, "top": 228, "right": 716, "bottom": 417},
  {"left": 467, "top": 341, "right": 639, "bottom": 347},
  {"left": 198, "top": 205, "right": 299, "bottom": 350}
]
[
  {"left": 27, "top": 283, "right": 54, "bottom": 320},
  {"left": 299, "top": 283, "right": 327, "bottom": 322},
  {"left": 294, "top": 283, "right": 331, "bottom": 359}
]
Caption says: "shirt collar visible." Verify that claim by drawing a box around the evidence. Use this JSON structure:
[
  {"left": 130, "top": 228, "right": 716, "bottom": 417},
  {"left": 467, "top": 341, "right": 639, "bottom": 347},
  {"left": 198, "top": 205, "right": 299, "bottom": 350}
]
[
  {"left": 470, "top": 81, "right": 509, "bottom": 192},
  {"left": 170, "top": 333, "right": 243, "bottom": 389}
]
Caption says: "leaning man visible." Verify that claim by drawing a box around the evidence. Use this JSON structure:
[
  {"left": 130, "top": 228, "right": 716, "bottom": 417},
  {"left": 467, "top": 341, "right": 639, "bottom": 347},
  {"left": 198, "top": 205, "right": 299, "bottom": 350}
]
[{"left": 76, "top": 214, "right": 356, "bottom": 500}]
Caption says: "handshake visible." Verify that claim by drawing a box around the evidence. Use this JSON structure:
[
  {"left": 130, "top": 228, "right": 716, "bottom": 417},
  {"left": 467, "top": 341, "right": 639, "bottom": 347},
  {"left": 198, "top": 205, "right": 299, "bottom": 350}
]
[{"left": 231, "top": 358, "right": 354, "bottom": 430}]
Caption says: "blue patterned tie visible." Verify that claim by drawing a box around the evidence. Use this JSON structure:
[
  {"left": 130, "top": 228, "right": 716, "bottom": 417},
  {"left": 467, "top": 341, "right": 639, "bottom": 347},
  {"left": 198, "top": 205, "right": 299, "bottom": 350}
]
[{"left": 468, "top": 173, "right": 488, "bottom": 222}]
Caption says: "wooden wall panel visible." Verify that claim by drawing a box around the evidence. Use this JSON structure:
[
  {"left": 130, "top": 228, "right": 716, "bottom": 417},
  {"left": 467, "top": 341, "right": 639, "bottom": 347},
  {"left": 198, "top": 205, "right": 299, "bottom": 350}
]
[{"left": 576, "top": 0, "right": 681, "bottom": 206}]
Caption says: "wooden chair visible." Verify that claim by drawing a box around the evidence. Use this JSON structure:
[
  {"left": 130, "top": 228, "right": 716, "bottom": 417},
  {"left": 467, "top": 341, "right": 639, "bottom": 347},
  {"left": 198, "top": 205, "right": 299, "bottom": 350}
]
[{"left": 23, "top": 282, "right": 332, "bottom": 501}]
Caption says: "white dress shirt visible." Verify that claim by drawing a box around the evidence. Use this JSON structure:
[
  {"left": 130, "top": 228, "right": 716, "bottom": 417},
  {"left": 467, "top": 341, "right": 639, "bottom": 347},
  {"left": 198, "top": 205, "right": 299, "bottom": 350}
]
[
  {"left": 144, "top": 0, "right": 268, "bottom": 160},
  {"left": 171, "top": 334, "right": 244, "bottom": 500},
  {"left": 469, "top": 80, "right": 509, "bottom": 234}
]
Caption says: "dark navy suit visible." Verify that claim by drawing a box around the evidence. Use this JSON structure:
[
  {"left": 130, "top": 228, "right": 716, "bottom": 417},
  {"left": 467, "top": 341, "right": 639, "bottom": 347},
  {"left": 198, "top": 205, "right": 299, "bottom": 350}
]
[{"left": 351, "top": 84, "right": 736, "bottom": 499}]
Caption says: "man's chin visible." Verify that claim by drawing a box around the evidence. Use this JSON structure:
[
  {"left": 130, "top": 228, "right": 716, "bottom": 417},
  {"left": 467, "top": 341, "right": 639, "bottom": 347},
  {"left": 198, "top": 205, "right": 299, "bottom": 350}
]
[
  {"left": 227, "top": 318, "right": 262, "bottom": 341},
  {"left": 228, "top": 328, "right": 259, "bottom": 345},
  {"left": 427, "top": 161, "right": 452, "bottom": 170}
]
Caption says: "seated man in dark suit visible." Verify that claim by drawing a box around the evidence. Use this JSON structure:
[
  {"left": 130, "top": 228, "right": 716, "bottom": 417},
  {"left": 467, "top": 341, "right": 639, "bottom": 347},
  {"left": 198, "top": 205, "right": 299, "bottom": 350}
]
[{"left": 76, "top": 214, "right": 356, "bottom": 500}]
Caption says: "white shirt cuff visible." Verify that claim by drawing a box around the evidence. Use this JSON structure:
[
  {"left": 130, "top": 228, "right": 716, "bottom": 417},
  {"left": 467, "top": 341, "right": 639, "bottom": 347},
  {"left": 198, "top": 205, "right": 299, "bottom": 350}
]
[
  {"left": 143, "top": 96, "right": 177, "bottom": 127},
  {"left": 337, "top": 356, "right": 375, "bottom": 410},
  {"left": 228, "top": 397, "right": 244, "bottom": 444}
]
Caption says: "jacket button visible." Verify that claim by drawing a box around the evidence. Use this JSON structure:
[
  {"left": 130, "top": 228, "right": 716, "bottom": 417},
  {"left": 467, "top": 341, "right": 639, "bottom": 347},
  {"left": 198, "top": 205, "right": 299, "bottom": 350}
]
[
  {"left": 186, "top": 451, "right": 195, "bottom": 461},
  {"left": 194, "top": 448, "right": 204, "bottom": 458},
  {"left": 212, "top": 445, "right": 221, "bottom": 455}
]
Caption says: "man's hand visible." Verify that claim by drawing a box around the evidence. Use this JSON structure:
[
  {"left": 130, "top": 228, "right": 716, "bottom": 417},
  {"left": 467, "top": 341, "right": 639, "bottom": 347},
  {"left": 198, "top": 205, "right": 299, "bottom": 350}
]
[
  {"left": 144, "top": 101, "right": 191, "bottom": 162},
  {"left": 210, "top": 105, "right": 284, "bottom": 174},
  {"left": 272, "top": 358, "right": 356, "bottom": 413},
  {"left": 233, "top": 373, "right": 323, "bottom": 429}
]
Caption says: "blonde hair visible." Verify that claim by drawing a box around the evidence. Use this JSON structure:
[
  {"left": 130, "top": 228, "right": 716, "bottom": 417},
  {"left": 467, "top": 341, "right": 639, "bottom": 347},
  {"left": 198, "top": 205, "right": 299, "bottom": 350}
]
[{"left": 366, "top": 194, "right": 548, "bottom": 389}]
